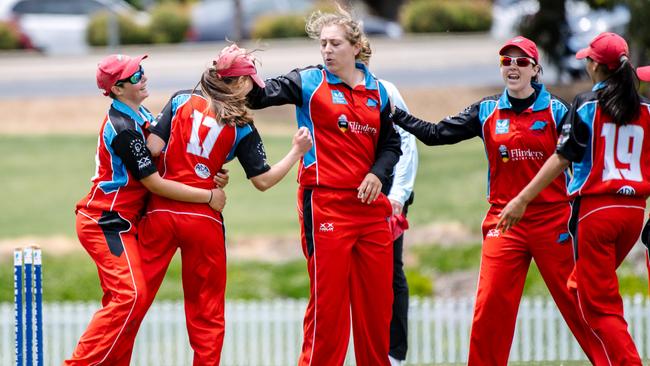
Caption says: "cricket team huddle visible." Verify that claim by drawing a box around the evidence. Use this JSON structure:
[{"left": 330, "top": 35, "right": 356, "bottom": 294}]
[{"left": 62, "top": 5, "right": 650, "bottom": 366}]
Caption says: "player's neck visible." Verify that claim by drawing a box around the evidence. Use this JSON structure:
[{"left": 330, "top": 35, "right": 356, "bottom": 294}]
[{"left": 118, "top": 98, "right": 142, "bottom": 113}]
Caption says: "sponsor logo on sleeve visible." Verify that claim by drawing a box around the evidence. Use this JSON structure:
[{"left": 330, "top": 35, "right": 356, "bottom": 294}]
[
  {"left": 495, "top": 119, "right": 510, "bottom": 134},
  {"left": 331, "top": 90, "right": 347, "bottom": 104}
]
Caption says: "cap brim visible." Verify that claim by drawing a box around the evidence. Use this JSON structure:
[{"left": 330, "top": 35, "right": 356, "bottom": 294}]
[
  {"left": 250, "top": 73, "right": 265, "bottom": 88},
  {"left": 638, "top": 66, "right": 650, "bottom": 82},
  {"left": 499, "top": 45, "right": 536, "bottom": 62},
  {"left": 575, "top": 48, "right": 590, "bottom": 60},
  {"left": 119, "top": 54, "right": 148, "bottom": 79}
]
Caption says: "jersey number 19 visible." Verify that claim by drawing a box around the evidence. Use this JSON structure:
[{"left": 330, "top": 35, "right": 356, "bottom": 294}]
[{"left": 601, "top": 122, "right": 643, "bottom": 182}]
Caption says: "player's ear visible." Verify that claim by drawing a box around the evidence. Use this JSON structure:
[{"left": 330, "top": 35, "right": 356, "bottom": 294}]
[{"left": 110, "top": 85, "right": 123, "bottom": 96}]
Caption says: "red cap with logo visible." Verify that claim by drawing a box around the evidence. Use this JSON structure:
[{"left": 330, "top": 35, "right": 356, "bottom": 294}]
[
  {"left": 576, "top": 32, "right": 629, "bottom": 71},
  {"left": 213, "top": 44, "right": 265, "bottom": 88},
  {"left": 96, "top": 54, "right": 147, "bottom": 96},
  {"left": 499, "top": 36, "right": 539, "bottom": 64},
  {"left": 637, "top": 66, "right": 650, "bottom": 82}
]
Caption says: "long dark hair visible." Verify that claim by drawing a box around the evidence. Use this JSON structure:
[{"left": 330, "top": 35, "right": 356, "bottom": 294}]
[{"left": 597, "top": 58, "right": 640, "bottom": 125}]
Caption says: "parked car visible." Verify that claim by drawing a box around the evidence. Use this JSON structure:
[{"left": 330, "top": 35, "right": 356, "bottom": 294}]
[
  {"left": 9, "top": 0, "right": 145, "bottom": 54},
  {"left": 190, "top": 0, "right": 314, "bottom": 42},
  {"left": 492, "top": 0, "right": 630, "bottom": 79},
  {"left": 190, "top": 0, "right": 401, "bottom": 42}
]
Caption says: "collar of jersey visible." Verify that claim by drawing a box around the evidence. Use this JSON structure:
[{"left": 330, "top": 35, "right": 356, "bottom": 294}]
[
  {"left": 592, "top": 81, "right": 606, "bottom": 91},
  {"left": 497, "top": 82, "right": 550, "bottom": 112},
  {"left": 324, "top": 62, "right": 377, "bottom": 90},
  {"left": 111, "top": 99, "right": 154, "bottom": 127}
]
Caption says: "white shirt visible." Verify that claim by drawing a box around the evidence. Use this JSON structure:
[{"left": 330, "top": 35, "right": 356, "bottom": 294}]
[{"left": 381, "top": 79, "right": 418, "bottom": 206}]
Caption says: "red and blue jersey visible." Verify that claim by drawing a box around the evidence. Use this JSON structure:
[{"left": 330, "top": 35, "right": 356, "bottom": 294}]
[
  {"left": 391, "top": 82, "right": 570, "bottom": 205},
  {"left": 557, "top": 83, "right": 650, "bottom": 198},
  {"left": 247, "top": 63, "right": 401, "bottom": 190},
  {"left": 148, "top": 90, "right": 270, "bottom": 215},
  {"left": 77, "top": 99, "right": 157, "bottom": 220}
]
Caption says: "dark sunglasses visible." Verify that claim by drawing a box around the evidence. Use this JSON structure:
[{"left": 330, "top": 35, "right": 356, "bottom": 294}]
[
  {"left": 500, "top": 56, "right": 536, "bottom": 67},
  {"left": 116, "top": 66, "right": 144, "bottom": 86}
]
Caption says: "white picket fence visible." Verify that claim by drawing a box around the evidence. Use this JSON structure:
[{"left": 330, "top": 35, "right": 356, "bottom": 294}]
[{"left": 2, "top": 295, "right": 650, "bottom": 365}]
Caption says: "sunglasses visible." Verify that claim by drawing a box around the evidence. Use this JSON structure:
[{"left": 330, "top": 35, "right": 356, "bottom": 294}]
[
  {"left": 116, "top": 66, "right": 144, "bottom": 86},
  {"left": 500, "top": 56, "right": 536, "bottom": 67}
]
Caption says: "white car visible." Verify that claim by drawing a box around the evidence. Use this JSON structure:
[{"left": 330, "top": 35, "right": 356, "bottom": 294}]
[{"left": 9, "top": 0, "right": 143, "bottom": 54}]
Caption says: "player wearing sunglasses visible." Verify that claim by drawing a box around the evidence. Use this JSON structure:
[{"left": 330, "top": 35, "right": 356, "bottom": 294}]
[
  {"left": 500, "top": 32, "right": 650, "bottom": 365},
  {"left": 389, "top": 36, "right": 607, "bottom": 365},
  {"left": 66, "top": 54, "right": 227, "bottom": 366}
]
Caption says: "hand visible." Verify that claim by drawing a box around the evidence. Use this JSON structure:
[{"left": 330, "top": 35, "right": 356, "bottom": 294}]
[
  {"left": 213, "top": 168, "right": 230, "bottom": 188},
  {"left": 292, "top": 127, "right": 313, "bottom": 155},
  {"left": 208, "top": 188, "right": 226, "bottom": 212},
  {"left": 357, "top": 173, "right": 382, "bottom": 204},
  {"left": 389, "top": 199, "right": 403, "bottom": 216},
  {"left": 496, "top": 196, "right": 527, "bottom": 233}
]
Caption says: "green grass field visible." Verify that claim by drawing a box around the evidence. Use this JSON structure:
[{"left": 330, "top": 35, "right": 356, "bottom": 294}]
[
  {"left": 0, "top": 134, "right": 490, "bottom": 239},
  {"left": 1, "top": 134, "right": 647, "bottom": 301}
]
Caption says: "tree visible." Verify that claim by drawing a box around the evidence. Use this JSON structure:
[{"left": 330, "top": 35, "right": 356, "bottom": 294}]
[{"left": 518, "top": 0, "right": 569, "bottom": 82}]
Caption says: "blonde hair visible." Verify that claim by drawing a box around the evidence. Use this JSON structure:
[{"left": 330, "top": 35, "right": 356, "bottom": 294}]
[
  {"left": 198, "top": 69, "right": 253, "bottom": 127},
  {"left": 305, "top": 4, "right": 371, "bottom": 64}
]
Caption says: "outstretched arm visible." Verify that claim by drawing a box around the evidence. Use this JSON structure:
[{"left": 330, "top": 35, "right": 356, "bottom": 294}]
[
  {"left": 497, "top": 153, "right": 570, "bottom": 232},
  {"left": 390, "top": 101, "right": 482, "bottom": 146},
  {"left": 250, "top": 127, "right": 312, "bottom": 191}
]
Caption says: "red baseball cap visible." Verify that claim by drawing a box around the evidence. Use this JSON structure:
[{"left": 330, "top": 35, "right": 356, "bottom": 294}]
[
  {"left": 499, "top": 36, "right": 539, "bottom": 64},
  {"left": 96, "top": 54, "right": 147, "bottom": 96},
  {"left": 576, "top": 32, "right": 629, "bottom": 71},
  {"left": 213, "top": 44, "right": 265, "bottom": 88},
  {"left": 637, "top": 66, "right": 650, "bottom": 82}
]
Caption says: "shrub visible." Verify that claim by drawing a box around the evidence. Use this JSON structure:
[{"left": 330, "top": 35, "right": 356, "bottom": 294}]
[
  {"left": 149, "top": 3, "right": 190, "bottom": 43},
  {"left": 401, "top": 0, "right": 492, "bottom": 33},
  {"left": 251, "top": 13, "right": 306, "bottom": 39},
  {"left": 0, "top": 22, "right": 21, "bottom": 50},
  {"left": 87, "top": 11, "right": 151, "bottom": 46}
]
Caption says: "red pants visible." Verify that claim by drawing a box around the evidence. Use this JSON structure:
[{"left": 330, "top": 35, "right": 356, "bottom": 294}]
[
  {"left": 64, "top": 210, "right": 149, "bottom": 366},
  {"left": 468, "top": 203, "right": 606, "bottom": 366},
  {"left": 297, "top": 187, "right": 393, "bottom": 366},
  {"left": 138, "top": 203, "right": 227, "bottom": 366},
  {"left": 570, "top": 195, "right": 645, "bottom": 366}
]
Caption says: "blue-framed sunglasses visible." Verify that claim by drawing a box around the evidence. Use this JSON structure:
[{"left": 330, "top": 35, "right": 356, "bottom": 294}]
[{"left": 116, "top": 66, "right": 144, "bottom": 86}]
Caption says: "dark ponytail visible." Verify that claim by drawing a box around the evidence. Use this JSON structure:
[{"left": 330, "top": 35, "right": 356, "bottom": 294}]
[{"left": 597, "top": 58, "right": 640, "bottom": 125}]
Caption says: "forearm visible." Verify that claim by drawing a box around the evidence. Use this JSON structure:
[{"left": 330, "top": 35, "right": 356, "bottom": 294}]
[
  {"left": 141, "top": 174, "right": 211, "bottom": 203},
  {"left": 250, "top": 148, "right": 302, "bottom": 191},
  {"left": 516, "top": 153, "right": 570, "bottom": 204}
]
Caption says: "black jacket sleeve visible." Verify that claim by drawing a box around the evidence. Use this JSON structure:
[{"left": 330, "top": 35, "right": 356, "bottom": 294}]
[
  {"left": 247, "top": 68, "right": 305, "bottom": 109},
  {"left": 149, "top": 96, "right": 174, "bottom": 143},
  {"left": 390, "top": 102, "right": 482, "bottom": 145},
  {"left": 557, "top": 94, "right": 591, "bottom": 162},
  {"left": 371, "top": 101, "right": 402, "bottom": 185},
  {"left": 112, "top": 129, "right": 158, "bottom": 180},
  {"left": 235, "top": 127, "right": 272, "bottom": 179}
]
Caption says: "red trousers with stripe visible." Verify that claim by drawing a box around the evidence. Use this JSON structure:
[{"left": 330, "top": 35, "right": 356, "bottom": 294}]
[
  {"left": 297, "top": 187, "right": 393, "bottom": 366},
  {"left": 468, "top": 202, "right": 607, "bottom": 366},
  {"left": 64, "top": 209, "right": 149, "bottom": 366},
  {"left": 137, "top": 204, "right": 227, "bottom": 366},
  {"left": 569, "top": 195, "right": 644, "bottom": 366}
]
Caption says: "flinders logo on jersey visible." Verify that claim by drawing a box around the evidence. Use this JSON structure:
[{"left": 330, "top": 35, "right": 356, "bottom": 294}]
[
  {"left": 498, "top": 145, "right": 544, "bottom": 162},
  {"left": 338, "top": 114, "right": 349, "bottom": 132},
  {"left": 337, "top": 114, "right": 377, "bottom": 136},
  {"left": 495, "top": 119, "right": 510, "bottom": 134}
]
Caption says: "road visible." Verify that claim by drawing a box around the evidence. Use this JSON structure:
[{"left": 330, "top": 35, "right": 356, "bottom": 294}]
[{"left": 0, "top": 34, "right": 557, "bottom": 99}]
